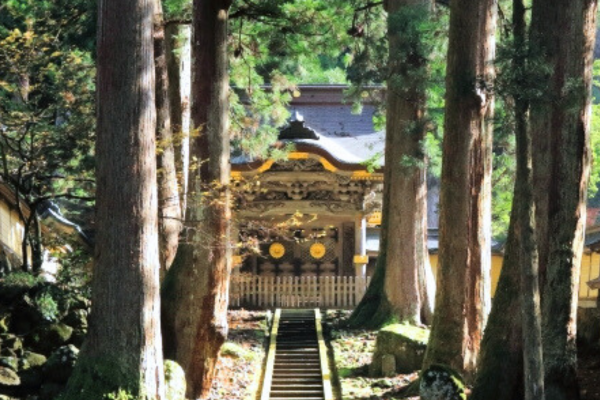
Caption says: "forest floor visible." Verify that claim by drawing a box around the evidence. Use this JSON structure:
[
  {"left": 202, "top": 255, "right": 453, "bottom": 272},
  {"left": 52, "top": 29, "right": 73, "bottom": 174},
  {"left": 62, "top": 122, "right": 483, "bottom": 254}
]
[
  {"left": 207, "top": 310, "right": 268, "bottom": 400},
  {"left": 325, "top": 310, "right": 420, "bottom": 400},
  {"left": 209, "top": 309, "right": 600, "bottom": 400},
  {"left": 325, "top": 309, "right": 600, "bottom": 400}
]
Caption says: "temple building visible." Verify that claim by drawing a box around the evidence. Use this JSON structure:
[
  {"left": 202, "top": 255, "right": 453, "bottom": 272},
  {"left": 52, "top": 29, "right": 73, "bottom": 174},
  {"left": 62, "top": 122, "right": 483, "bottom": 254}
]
[
  {"left": 229, "top": 85, "right": 599, "bottom": 311},
  {"left": 232, "top": 86, "right": 390, "bottom": 280},
  {"left": 230, "top": 85, "right": 492, "bottom": 281}
]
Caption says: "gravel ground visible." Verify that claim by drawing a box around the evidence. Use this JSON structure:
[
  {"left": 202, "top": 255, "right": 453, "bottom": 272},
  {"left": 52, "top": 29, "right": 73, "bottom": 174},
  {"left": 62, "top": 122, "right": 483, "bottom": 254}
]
[{"left": 207, "top": 310, "right": 268, "bottom": 400}]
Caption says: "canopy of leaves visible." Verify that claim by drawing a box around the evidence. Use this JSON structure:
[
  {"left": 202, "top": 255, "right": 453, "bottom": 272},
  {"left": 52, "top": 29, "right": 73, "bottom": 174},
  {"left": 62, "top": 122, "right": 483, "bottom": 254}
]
[{"left": 0, "top": 0, "right": 96, "bottom": 243}]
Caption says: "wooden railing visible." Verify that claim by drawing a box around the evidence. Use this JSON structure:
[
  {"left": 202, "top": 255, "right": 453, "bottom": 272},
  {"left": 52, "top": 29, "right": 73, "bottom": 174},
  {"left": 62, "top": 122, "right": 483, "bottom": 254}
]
[{"left": 229, "top": 275, "right": 371, "bottom": 309}]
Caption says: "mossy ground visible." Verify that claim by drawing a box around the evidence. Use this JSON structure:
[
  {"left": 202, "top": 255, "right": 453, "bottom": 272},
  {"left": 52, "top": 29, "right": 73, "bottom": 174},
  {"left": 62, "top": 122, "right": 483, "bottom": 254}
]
[
  {"left": 326, "top": 310, "right": 420, "bottom": 400},
  {"left": 58, "top": 356, "right": 140, "bottom": 400},
  {"left": 381, "top": 324, "right": 430, "bottom": 345}
]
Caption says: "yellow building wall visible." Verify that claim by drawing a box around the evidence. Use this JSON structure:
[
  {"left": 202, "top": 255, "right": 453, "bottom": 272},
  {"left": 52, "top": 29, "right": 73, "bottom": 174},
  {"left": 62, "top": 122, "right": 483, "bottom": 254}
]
[
  {"left": 0, "top": 199, "right": 25, "bottom": 258},
  {"left": 427, "top": 253, "right": 595, "bottom": 304},
  {"left": 580, "top": 252, "right": 599, "bottom": 303}
]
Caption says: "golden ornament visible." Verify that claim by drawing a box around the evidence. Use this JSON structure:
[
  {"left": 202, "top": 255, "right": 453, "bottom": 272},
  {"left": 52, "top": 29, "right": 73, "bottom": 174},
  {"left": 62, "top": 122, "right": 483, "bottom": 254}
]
[
  {"left": 310, "top": 243, "right": 327, "bottom": 259},
  {"left": 269, "top": 243, "right": 285, "bottom": 259}
]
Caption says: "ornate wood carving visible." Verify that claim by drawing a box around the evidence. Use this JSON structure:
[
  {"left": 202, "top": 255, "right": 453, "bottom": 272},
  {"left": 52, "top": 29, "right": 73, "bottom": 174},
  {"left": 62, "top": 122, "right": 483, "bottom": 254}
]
[
  {"left": 244, "top": 201, "right": 285, "bottom": 213},
  {"left": 237, "top": 158, "right": 383, "bottom": 214},
  {"left": 309, "top": 201, "right": 359, "bottom": 213},
  {"left": 270, "top": 158, "right": 325, "bottom": 171}
]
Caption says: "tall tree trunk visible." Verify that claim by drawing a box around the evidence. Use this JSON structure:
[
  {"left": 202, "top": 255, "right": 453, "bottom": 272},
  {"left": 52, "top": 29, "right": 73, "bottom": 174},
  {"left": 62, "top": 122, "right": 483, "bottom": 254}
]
[
  {"left": 15, "top": 185, "right": 30, "bottom": 272},
  {"left": 161, "top": 0, "right": 232, "bottom": 398},
  {"left": 513, "top": 1, "right": 545, "bottom": 398},
  {"left": 539, "top": 1, "right": 597, "bottom": 399},
  {"left": 348, "top": 0, "right": 434, "bottom": 328},
  {"left": 62, "top": 0, "right": 164, "bottom": 396},
  {"left": 31, "top": 211, "right": 43, "bottom": 273},
  {"left": 154, "top": 0, "right": 182, "bottom": 277},
  {"left": 423, "top": 0, "right": 495, "bottom": 379},
  {"left": 530, "top": 0, "right": 559, "bottom": 287},
  {"left": 471, "top": 215, "right": 524, "bottom": 400},
  {"left": 165, "top": 22, "right": 186, "bottom": 215},
  {"left": 174, "top": 25, "right": 192, "bottom": 215},
  {"left": 166, "top": 23, "right": 183, "bottom": 145}
]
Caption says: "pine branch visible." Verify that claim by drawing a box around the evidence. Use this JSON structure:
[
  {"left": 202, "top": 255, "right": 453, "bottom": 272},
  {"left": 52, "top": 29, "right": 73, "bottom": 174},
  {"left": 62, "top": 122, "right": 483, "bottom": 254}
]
[{"left": 355, "top": 2, "right": 384, "bottom": 12}]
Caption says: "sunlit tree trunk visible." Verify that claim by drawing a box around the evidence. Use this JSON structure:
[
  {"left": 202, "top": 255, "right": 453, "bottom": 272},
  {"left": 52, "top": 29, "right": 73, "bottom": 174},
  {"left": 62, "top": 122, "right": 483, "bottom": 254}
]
[
  {"left": 165, "top": 23, "right": 190, "bottom": 218},
  {"left": 62, "top": 0, "right": 164, "bottom": 396},
  {"left": 537, "top": 1, "right": 597, "bottom": 399},
  {"left": 474, "top": 2, "right": 547, "bottom": 397},
  {"left": 423, "top": 0, "right": 495, "bottom": 379},
  {"left": 349, "top": 0, "right": 435, "bottom": 329},
  {"left": 154, "top": 0, "right": 182, "bottom": 276},
  {"left": 161, "top": 0, "right": 232, "bottom": 398}
]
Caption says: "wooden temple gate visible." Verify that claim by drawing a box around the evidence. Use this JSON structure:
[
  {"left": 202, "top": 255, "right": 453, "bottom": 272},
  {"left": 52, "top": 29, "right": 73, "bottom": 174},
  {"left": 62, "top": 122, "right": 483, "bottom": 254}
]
[{"left": 229, "top": 275, "right": 371, "bottom": 309}]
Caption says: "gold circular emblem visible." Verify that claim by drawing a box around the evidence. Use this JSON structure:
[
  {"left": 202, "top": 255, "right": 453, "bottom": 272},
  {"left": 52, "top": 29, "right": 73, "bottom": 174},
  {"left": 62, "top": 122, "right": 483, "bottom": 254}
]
[
  {"left": 310, "top": 243, "right": 327, "bottom": 259},
  {"left": 269, "top": 243, "right": 285, "bottom": 259}
]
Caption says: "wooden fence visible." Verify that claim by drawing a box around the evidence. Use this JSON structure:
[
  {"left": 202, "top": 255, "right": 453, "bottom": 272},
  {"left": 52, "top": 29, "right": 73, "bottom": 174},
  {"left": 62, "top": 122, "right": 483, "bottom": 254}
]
[{"left": 229, "top": 275, "right": 371, "bottom": 309}]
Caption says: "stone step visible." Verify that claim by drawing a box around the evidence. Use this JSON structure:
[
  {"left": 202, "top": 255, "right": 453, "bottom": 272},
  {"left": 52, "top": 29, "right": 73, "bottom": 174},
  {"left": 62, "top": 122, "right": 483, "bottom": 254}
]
[{"left": 270, "top": 390, "right": 324, "bottom": 398}]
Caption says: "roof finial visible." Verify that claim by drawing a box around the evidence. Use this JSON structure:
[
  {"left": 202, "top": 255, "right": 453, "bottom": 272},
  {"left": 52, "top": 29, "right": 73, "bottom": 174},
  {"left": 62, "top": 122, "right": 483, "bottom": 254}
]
[{"left": 291, "top": 110, "right": 304, "bottom": 122}]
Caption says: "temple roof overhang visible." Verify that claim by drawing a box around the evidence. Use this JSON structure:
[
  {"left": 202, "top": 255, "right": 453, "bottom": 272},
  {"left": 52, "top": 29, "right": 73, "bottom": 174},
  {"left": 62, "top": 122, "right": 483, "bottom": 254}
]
[
  {"left": 232, "top": 86, "right": 385, "bottom": 177},
  {"left": 232, "top": 150, "right": 383, "bottom": 180}
]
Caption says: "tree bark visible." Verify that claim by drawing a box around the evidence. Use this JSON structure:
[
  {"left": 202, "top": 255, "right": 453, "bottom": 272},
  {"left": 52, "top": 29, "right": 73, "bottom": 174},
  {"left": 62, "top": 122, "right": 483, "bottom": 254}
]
[
  {"left": 161, "top": 0, "right": 232, "bottom": 398},
  {"left": 62, "top": 0, "right": 164, "bottom": 397},
  {"left": 348, "top": 0, "right": 434, "bottom": 328},
  {"left": 529, "top": 0, "right": 559, "bottom": 288},
  {"left": 165, "top": 22, "right": 188, "bottom": 216},
  {"left": 423, "top": 0, "right": 495, "bottom": 379},
  {"left": 513, "top": 1, "right": 545, "bottom": 398},
  {"left": 173, "top": 26, "right": 192, "bottom": 216},
  {"left": 154, "top": 0, "right": 182, "bottom": 277},
  {"left": 31, "top": 211, "right": 43, "bottom": 273},
  {"left": 538, "top": 1, "right": 597, "bottom": 399},
  {"left": 470, "top": 215, "right": 524, "bottom": 400}
]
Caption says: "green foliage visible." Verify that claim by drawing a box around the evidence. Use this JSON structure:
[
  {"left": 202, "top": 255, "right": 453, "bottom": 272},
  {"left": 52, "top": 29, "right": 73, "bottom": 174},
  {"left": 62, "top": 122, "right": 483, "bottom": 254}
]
[
  {"left": 50, "top": 237, "right": 92, "bottom": 294},
  {"left": 492, "top": 152, "right": 515, "bottom": 241},
  {"left": 2, "top": 271, "right": 41, "bottom": 289},
  {"left": 226, "top": 0, "right": 358, "bottom": 159},
  {"left": 588, "top": 60, "right": 600, "bottom": 201},
  {"left": 34, "top": 290, "right": 59, "bottom": 322},
  {"left": 0, "top": 0, "right": 96, "bottom": 52},
  {"left": 0, "top": 26, "right": 96, "bottom": 195},
  {"left": 229, "top": 78, "right": 294, "bottom": 160},
  {"left": 361, "top": 153, "right": 382, "bottom": 173},
  {"left": 163, "top": 0, "right": 191, "bottom": 20},
  {"left": 0, "top": 1, "right": 96, "bottom": 269},
  {"left": 231, "top": 0, "right": 355, "bottom": 84},
  {"left": 490, "top": 100, "right": 516, "bottom": 240},
  {"left": 387, "top": 4, "right": 437, "bottom": 95},
  {"left": 345, "top": 4, "right": 448, "bottom": 180},
  {"left": 104, "top": 389, "right": 141, "bottom": 400},
  {"left": 345, "top": 4, "right": 388, "bottom": 87},
  {"left": 220, "top": 341, "right": 257, "bottom": 361}
]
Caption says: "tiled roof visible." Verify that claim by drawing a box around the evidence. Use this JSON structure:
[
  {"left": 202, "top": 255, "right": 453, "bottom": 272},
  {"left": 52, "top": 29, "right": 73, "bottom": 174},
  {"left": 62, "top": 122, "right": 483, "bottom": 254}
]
[{"left": 233, "top": 86, "right": 385, "bottom": 167}]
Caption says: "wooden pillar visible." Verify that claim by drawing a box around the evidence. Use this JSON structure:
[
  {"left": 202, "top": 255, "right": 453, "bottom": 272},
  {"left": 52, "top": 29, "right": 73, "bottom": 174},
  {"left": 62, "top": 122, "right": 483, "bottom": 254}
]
[{"left": 354, "top": 215, "right": 368, "bottom": 277}]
